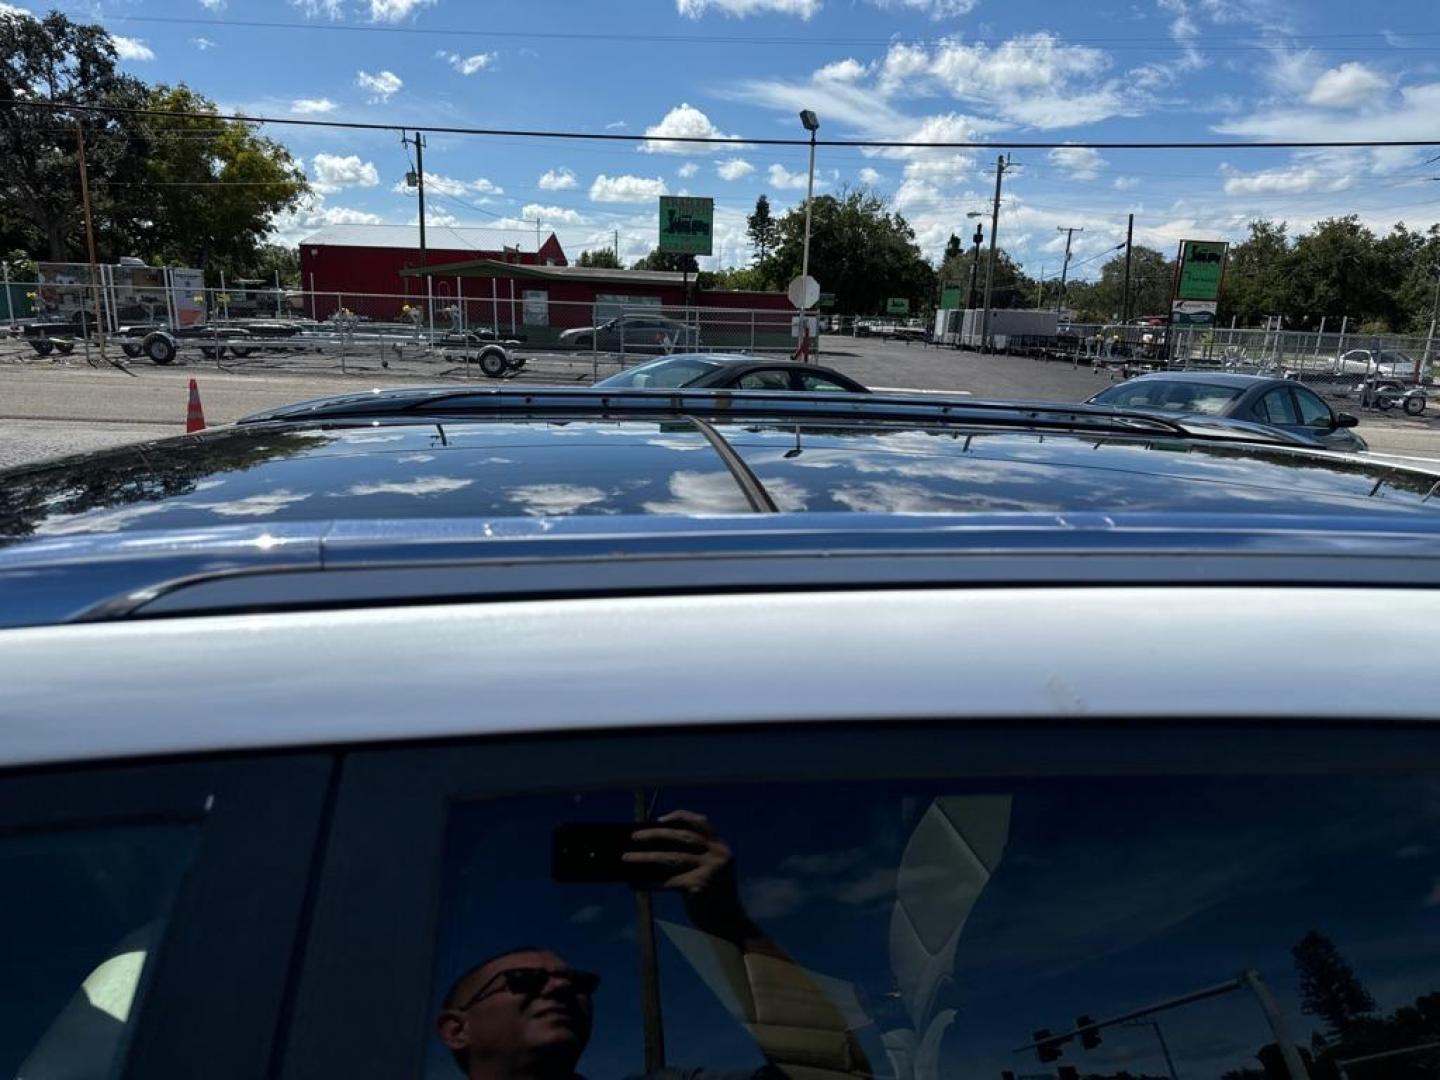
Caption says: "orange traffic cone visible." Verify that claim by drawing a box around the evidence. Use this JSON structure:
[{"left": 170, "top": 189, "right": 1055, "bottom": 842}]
[{"left": 185, "top": 378, "right": 206, "bottom": 433}]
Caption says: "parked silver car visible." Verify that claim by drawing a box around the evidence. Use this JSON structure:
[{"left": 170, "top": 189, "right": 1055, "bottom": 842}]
[{"left": 558, "top": 314, "right": 699, "bottom": 354}]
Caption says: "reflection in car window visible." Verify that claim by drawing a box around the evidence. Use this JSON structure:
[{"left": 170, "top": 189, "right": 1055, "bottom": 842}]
[
  {"left": 800, "top": 375, "right": 853, "bottom": 392},
  {"left": 424, "top": 776, "right": 1440, "bottom": 1080},
  {"left": 2, "top": 824, "right": 197, "bottom": 1078},
  {"left": 599, "top": 358, "right": 723, "bottom": 389},
  {"left": 1256, "top": 389, "right": 1300, "bottom": 425},
  {"left": 1293, "top": 387, "right": 1333, "bottom": 427}
]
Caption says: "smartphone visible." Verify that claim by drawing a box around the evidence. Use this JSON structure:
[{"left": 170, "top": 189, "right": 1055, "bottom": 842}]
[{"left": 552, "top": 822, "right": 659, "bottom": 885}]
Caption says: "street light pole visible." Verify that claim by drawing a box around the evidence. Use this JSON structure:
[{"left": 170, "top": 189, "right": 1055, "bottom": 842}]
[
  {"left": 980, "top": 154, "right": 1009, "bottom": 351},
  {"left": 798, "top": 109, "right": 820, "bottom": 362}
]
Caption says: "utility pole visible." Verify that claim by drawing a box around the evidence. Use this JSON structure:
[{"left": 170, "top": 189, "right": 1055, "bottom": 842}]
[
  {"left": 75, "top": 119, "right": 108, "bottom": 367},
  {"left": 1422, "top": 262, "right": 1440, "bottom": 380},
  {"left": 965, "top": 222, "right": 983, "bottom": 311},
  {"left": 1122, "top": 213, "right": 1135, "bottom": 322},
  {"left": 402, "top": 130, "right": 430, "bottom": 338},
  {"left": 979, "top": 154, "right": 1009, "bottom": 351},
  {"left": 1056, "top": 226, "right": 1084, "bottom": 316},
  {"left": 614, "top": 229, "right": 621, "bottom": 263}
]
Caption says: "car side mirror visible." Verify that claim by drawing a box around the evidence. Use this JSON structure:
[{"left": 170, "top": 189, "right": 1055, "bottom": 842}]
[{"left": 1334, "top": 412, "right": 1359, "bottom": 428}]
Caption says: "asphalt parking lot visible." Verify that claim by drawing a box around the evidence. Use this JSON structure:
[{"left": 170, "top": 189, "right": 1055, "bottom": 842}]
[{"left": 2, "top": 332, "right": 1439, "bottom": 468}]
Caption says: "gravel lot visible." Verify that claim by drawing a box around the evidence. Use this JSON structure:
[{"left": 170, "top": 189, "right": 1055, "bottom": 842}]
[{"left": 3, "top": 331, "right": 1439, "bottom": 468}]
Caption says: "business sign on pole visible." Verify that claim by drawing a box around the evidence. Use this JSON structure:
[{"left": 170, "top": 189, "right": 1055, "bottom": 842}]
[
  {"left": 886, "top": 297, "right": 910, "bottom": 315},
  {"left": 940, "top": 282, "right": 963, "bottom": 309},
  {"left": 1171, "top": 299, "right": 1219, "bottom": 327},
  {"left": 1174, "top": 240, "right": 1228, "bottom": 302},
  {"left": 658, "top": 196, "right": 714, "bottom": 256}
]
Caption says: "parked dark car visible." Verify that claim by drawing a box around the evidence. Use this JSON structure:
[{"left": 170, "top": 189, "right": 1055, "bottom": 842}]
[
  {"left": 558, "top": 314, "right": 699, "bottom": 354},
  {"left": 593, "top": 353, "right": 869, "bottom": 392},
  {"left": 1087, "top": 372, "right": 1368, "bottom": 451}
]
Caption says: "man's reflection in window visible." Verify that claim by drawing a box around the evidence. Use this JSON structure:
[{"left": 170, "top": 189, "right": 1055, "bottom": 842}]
[{"left": 435, "top": 810, "right": 868, "bottom": 1080}]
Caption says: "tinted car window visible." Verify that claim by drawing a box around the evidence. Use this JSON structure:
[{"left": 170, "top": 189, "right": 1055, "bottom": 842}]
[
  {"left": 1, "top": 824, "right": 197, "bottom": 1078},
  {"left": 1091, "top": 381, "right": 1243, "bottom": 415},
  {"left": 597, "top": 359, "right": 722, "bottom": 389},
  {"left": 800, "top": 374, "right": 855, "bottom": 392},
  {"left": 1293, "top": 387, "right": 1333, "bottom": 427},
  {"left": 1255, "top": 389, "right": 1300, "bottom": 425},
  {"left": 421, "top": 773, "right": 1440, "bottom": 1080},
  {"left": 736, "top": 369, "right": 792, "bottom": 391}
]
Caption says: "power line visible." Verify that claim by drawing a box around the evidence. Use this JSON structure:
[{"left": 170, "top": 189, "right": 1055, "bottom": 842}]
[
  {"left": 6, "top": 99, "right": 1438, "bottom": 150},
  {"left": 42, "top": 9, "right": 1440, "bottom": 52}
]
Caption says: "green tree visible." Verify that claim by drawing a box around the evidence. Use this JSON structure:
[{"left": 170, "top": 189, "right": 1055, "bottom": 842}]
[
  {"left": 1293, "top": 930, "right": 1377, "bottom": 1036},
  {"left": 140, "top": 85, "right": 306, "bottom": 272},
  {"left": 1222, "top": 220, "right": 1293, "bottom": 326},
  {"left": 631, "top": 248, "right": 698, "bottom": 273},
  {"left": 576, "top": 248, "right": 622, "bottom": 269},
  {"left": 247, "top": 243, "right": 300, "bottom": 287},
  {"left": 746, "top": 194, "right": 778, "bottom": 265},
  {"left": 760, "top": 188, "right": 935, "bottom": 314},
  {"left": 0, "top": 10, "right": 152, "bottom": 261},
  {"left": 1065, "top": 246, "right": 1173, "bottom": 322}
]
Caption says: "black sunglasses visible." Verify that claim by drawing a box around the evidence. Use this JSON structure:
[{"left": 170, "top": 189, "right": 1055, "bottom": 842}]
[{"left": 458, "top": 967, "right": 602, "bottom": 1010}]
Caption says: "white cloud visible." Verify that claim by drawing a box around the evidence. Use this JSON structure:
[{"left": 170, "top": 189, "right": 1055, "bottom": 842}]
[
  {"left": 539, "top": 167, "right": 577, "bottom": 190},
  {"left": 815, "top": 58, "right": 867, "bottom": 82},
  {"left": 191, "top": 36, "right": 216, "bottom": 50},
  {"left": 604, "top": 120, "right": 627, "bottom": 130},
  {"left": 1307, "top": 62, "right": 1388, "bottom": 108},
  {"left": 901, "top": 152, "right": 973, "bottom": 184},
  {"left": 676, "top": 0, "right": 820, "bottom": 17},
  {"left": 1113, "top": 176, "right": 1139, "bottom": 190},
  {"left": 1220, "top": 161, "right": 1353, "bottom": 196},
  {"left": 356, "top": 69, "right": 402, "bottom": 103},
  {"left": 369, "top": 0, "right": 436, "bottom": 20},
  {"left": 199, "top": 0, "right": 225, "bottom": 8},
  {"left": 1049, "top": 145, "right": 1108, "bottom": 180},
  {"left": 112, "top": 36, "right": 155, "bottom": 61},
  {"left": 717, "top": 158, "right": 754, "bottom": 181},
  {"left": 311, "top": 153, "right": 380, "bottom": 194},
  {"left": 868, "top": 0, "right": 978, "bottom": 16},
  {"left": 767, "top": 163, "right": 817, "bottom": 190},
  {"left": 0, "top": 3, "right": 32, "bottom": 16},
  {"left": 1216, "top": 81, "right": 1440, "bottom": 142},
  {"left": 320, "top": 206, "right": 382, "bottom": 226},
  {"left": 392, "top": 172, "right": 503, "bottom": 198},
  {"left": 589, "top": 174, "right": 668, "bottom": 203},
  {"left": 437, "top": 50, "right": 495, "bottom": 75},
  {"left": 641, "top": 103, "right": 744, "bottom": 154},
  {"left": 291, "top": 97, "right": 338, "bottom": 114},
  {"left": 858, "top": 167, "right": 883, "bottom": 185},
  {"left": 418, "top": 209, "right": 460, "bottom": 227},
  {"left": 290, "top": 0, "right": 343, "bottom": 17},
  {"left": 521, "top": 203, "right": 586, "bottom": 225},
  {"left": 677, "top": 162, "right": 700, "bottom": 179}
]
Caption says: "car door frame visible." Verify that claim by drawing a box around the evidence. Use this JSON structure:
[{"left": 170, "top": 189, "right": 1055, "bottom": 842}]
[
  {"left": 273, "top": 722, "right": 1440, "bottom": 1080},
  {"left": 1, "top": 753, "right": 335, "bottom": 1080},
  {"left": 730, "top": 366, "right": 796, "bottom": 391}
]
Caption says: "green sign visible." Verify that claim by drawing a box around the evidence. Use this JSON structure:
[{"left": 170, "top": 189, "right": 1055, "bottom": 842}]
[
  {"left": 940, "top": 282, "right": 963, "bottom": 309},
  {"left": 886, "top": 297, "right": 910, "bottom": 315},
  {"left": 817, "top": 292, "right": 837, "bottom": 310},
  {"left": 1175, "top": 240, "right": 1228, "bottom": 302},
  {"left": 658, "top": 196, "right": 714, "bottom": 256}
]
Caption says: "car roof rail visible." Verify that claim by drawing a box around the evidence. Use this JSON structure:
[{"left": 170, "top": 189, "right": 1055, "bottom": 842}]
[{"left": 238, "top": 386, "right": 1252, "bottom": 442}]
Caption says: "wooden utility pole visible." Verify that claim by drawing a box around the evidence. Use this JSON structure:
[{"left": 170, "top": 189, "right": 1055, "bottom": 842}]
[
  {"left": 1056, "top": 226, "right": 1084, "bottom": 315},
  {"left": 979, "top": 154, "right": 1009, "bottom": 350},
  {"left": 1122, "top": 213, "right": 1135, "bottom": 322},
  {"left": 75, "top": 119, "right": 108, "bottom": 366}
]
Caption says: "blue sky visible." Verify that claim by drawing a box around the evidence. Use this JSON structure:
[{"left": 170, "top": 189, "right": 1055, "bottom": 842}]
[{"left": 12, "top": 0, "right": 1440, "bottom": 277}]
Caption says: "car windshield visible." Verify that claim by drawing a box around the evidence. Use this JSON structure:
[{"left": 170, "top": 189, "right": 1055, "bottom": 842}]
[
  {"left": 1090, "top": 381, "right": 1245, "bottom": 416},
  {"left": 593, "top": 356, "right": 725, "bottom": 389}
]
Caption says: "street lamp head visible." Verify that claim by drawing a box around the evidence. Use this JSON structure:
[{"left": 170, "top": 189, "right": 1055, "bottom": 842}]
[
  {"left": 965, "top": 211, "right": 984, "bottom": 218},
  {"left": 799, "top": 109, "right": 820, "bottom": 132}
]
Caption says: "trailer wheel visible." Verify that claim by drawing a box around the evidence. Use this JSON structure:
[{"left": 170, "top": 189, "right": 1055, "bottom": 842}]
[
  {"left": 200, "top": 346, "right": 227, "bottom": 360},
  {"left": 1404, "top": 393, "right": 1427, "bottom": 417},
  {"left": 31, "top": 340, "right": 54, "bottom": 357},
  {"left": 54, "top": 340, "right": 74, "bottom": 355},
  {"left": 479, "top": 348, "right": 508, "bottom": 378},
  {"left": 229, "top": 346, "right": 254, "bottom": 358},
  {"left": 144, "top": 332, "right": 178, "bottom": 366},
  {"left": 121, "top": 343, "right": 143, "bottom": 359}
]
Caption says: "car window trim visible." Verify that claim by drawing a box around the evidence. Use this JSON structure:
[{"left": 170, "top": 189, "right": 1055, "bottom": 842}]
[
  {"left": 0, "top": 754, "right": 334, "bottom": 1080},
  {"left": 276, "top": 724, "right": 1440, "bottom": 1080}
]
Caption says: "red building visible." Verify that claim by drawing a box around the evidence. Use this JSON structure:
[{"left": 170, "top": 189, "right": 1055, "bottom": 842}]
[{"left": 298, "top": 224, "right": 569, "bottom": 320}]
